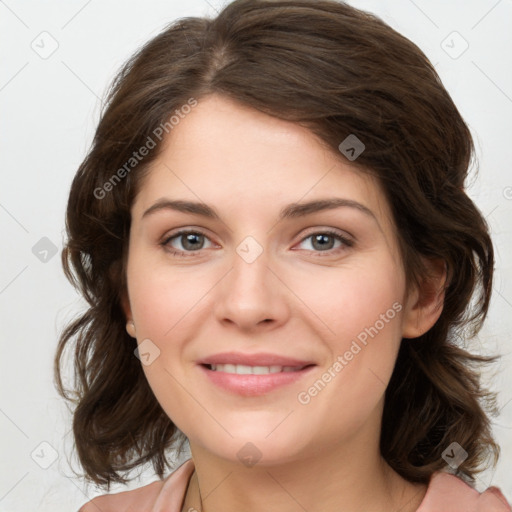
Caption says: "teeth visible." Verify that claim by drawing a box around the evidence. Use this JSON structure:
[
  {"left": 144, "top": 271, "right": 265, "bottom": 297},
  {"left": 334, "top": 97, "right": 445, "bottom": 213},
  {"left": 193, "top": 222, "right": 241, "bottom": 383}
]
[{"left": 209, "top": 364, "right": 302, "bottom": 374}]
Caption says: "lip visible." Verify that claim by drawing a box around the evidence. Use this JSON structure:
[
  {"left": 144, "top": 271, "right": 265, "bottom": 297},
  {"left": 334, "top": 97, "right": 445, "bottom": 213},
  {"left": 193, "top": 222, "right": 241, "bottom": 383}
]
[
  {"left": 197, "top": 352, "right": 317, "bottom": 396},
  {"left": 197, "top": 352, "right": 315, "bottom": 367}
]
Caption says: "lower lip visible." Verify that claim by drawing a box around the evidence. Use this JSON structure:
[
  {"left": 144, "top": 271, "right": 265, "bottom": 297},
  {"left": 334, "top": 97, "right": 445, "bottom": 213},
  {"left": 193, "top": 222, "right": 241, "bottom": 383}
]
[{"left": 198, "top": 364, "right": 316, "bottom": 396}]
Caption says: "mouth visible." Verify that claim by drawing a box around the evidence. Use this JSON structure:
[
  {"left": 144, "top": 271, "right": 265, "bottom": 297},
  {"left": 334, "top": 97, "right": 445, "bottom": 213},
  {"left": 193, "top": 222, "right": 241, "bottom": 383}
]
[
  {"left": 202, "top": 363, "right": 314, "bottom": 374},
  {"left": 198, "top": 362, "right": 317, "bottom": 396}
]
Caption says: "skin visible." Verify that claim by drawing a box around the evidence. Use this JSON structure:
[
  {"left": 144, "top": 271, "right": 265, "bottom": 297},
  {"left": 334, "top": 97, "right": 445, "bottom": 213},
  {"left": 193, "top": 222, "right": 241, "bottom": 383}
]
[{"left": 123, "top": 93, "right": 446, "bottom": 512}]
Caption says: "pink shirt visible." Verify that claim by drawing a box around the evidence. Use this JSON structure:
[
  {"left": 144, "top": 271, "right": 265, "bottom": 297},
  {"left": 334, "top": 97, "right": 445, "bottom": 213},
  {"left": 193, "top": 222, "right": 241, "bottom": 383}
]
[{"left": 79, "top": 458, "right": 511, "bottom": 512}]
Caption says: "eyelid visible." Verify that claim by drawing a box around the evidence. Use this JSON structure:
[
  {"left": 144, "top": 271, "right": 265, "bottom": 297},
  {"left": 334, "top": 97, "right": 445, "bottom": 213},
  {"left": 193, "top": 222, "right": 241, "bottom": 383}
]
[{"left": 297, "top": 226, "right": 354, "bottom": 243}]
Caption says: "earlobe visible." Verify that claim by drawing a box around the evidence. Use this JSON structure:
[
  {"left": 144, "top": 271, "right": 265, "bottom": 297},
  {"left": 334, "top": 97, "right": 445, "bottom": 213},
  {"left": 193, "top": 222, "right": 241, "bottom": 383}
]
[
  {"left": 126, "top": 320, "right": 137, "bottom": 338},
  {"left": 401, "top": 258, "right": 447, "bottom": 339}
]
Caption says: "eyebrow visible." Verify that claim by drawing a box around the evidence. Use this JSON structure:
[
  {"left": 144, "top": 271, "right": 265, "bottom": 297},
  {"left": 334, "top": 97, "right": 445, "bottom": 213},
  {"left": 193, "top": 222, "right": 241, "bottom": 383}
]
[{"left": 142, "top": 197, "right": 377, "bottom": 223}]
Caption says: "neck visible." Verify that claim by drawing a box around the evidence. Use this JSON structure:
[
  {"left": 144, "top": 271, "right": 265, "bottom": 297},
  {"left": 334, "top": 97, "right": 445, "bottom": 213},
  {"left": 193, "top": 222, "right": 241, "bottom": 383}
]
[{"left": 181, "top": 439, "right": 427, "bottom": 512}]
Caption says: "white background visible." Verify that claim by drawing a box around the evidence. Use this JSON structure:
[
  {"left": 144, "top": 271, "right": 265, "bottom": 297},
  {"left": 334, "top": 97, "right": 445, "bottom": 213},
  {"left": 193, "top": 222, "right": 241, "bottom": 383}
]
[{"left": 1, "top": 0, "right": 511, "bottom": 510}]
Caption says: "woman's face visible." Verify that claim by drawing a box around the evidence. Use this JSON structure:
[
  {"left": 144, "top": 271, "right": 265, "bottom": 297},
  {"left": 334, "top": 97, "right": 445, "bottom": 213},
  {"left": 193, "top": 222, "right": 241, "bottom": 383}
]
[{"left": 124, "top": 93, "right": 420, "bottom": 464}]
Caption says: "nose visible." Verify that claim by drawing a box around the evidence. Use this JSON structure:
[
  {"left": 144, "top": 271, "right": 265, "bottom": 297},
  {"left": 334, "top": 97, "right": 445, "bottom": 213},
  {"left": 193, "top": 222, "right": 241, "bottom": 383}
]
[{"left": 213, "top": 243, "right": 290, "bottom": 333}]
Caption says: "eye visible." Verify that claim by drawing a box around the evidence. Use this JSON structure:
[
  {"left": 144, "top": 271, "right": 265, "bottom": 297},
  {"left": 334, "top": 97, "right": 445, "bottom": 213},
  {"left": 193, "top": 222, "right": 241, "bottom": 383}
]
[
  {"left": 295, "top": 229, "right": 353, "bottom": 256},
  {"left": 161, "top": 230, "right": 215, "bottom": 256},
  {"left": 161, "top": 228, "right": 353, "bottom": 258}
]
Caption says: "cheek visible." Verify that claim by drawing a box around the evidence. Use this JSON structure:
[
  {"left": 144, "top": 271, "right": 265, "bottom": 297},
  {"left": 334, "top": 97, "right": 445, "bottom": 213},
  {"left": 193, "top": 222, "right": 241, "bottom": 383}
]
[
  {"left": 125, "top": 257, "right": 206, "bottom": 426},
  {"left": 126, "top": 254, "right": 211, "bottom": 340},
  {"left": 291, "top": 255, "right": 405, "bottom": 347},
  {"left": 293, "top": 256, "right": 405, "bottom": 417}
]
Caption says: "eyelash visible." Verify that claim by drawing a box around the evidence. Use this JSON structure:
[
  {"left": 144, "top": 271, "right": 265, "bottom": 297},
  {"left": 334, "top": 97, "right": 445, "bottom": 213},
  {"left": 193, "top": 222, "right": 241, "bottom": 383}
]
[{"left": 160, "top": 228, "right": 354, "bottom": 258}]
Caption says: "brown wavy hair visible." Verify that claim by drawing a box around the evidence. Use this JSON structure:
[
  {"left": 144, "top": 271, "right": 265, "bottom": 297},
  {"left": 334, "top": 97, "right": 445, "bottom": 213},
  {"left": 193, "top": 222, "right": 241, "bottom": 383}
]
[{"left": 54, "top": 0, "right": 502, "bottom": 490}]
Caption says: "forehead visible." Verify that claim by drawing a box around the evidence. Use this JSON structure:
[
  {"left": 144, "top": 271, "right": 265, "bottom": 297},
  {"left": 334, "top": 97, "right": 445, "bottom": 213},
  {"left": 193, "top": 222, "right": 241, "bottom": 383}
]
[{"left": 132, "top": 94, "right": 393, "bottom": 230}]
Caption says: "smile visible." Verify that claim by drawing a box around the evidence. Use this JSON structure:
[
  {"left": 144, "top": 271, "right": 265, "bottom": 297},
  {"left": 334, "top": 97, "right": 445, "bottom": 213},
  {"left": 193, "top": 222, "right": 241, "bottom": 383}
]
[
  {"left": 206, "top": 363, "right": 308, "bottom": 374},
  {"left": 199, "top": 363, "right": 316, "bottom": 396}
]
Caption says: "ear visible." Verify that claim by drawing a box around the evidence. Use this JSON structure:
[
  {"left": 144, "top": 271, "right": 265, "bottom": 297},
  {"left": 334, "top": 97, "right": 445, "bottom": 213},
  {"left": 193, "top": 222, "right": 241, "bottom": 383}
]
[
  {"left": 121, "top": 293, "right": 136, "bottom": 338},
  {"left": 401, "top": 257, "right": 447, "bottom": 339}
]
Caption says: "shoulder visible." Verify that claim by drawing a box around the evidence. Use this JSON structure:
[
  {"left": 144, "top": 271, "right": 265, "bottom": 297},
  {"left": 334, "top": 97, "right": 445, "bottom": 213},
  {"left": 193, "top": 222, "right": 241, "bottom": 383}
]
[
  {"left": 77, "top": 459, "right": 195, "bottom": 512},
  {"left": 78, "top": 478, "right": 164, "bottom": 512},
  {"left": 417, "top": 471, "right": 511, "bottom": 512}
]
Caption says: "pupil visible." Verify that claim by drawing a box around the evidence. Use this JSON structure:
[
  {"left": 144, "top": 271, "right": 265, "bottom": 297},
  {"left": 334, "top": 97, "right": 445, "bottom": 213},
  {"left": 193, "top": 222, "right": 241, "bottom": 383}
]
[
  {"left": 184, "top": 233, "right": 203, "bottom": 250},
  {"left": 314, "top": 234, "right": 333, "bottom": 251}
]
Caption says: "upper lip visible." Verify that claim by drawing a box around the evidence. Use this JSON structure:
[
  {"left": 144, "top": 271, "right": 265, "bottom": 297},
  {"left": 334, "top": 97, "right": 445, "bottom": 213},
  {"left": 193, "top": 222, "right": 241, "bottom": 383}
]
[{"left": 198, "top": 352, "right": 316, "bottom": 367}]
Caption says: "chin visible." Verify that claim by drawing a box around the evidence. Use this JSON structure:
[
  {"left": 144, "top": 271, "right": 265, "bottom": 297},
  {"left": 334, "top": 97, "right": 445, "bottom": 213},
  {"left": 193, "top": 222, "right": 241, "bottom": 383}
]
[{"left": 198, "top": 427, "right": 313, "bottom": 467}]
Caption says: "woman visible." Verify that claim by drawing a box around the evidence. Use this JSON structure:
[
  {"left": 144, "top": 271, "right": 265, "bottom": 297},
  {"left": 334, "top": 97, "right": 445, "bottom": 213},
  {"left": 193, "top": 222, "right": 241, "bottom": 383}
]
[{"left": 54, "top": 1, "right": 511, "bottom": 510}]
